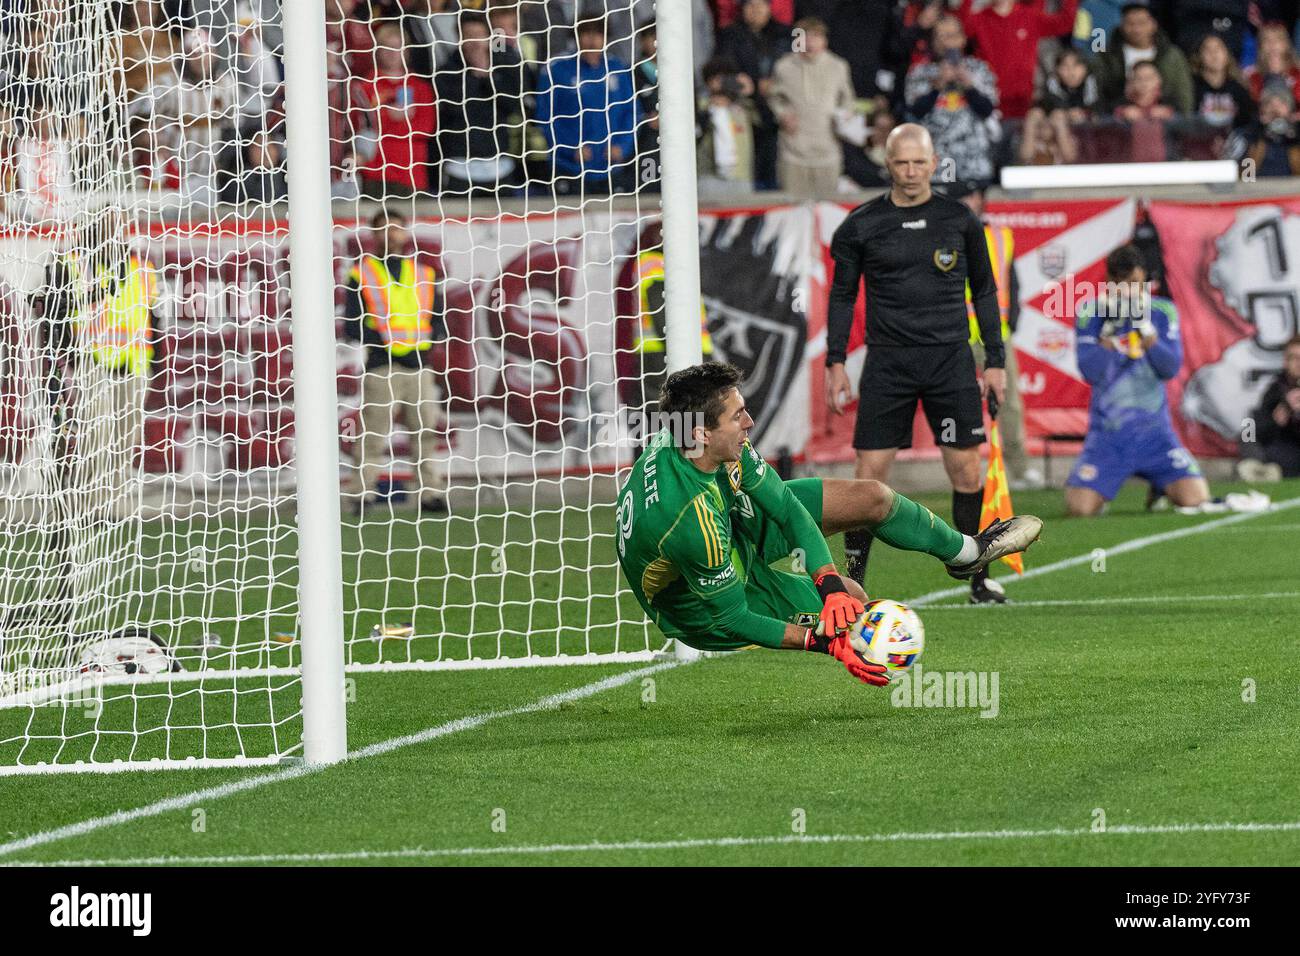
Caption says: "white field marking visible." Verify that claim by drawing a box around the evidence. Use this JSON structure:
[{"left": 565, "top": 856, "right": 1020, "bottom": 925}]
[
  {"left": 8, "top": 499, "right": 1297, "bottom": 859},
  {"left": 1211, "top": 523, "right": 1300, "bottom": 533},
  {"left": 0, "top": 660, "right": 682, "bottom": 860},
  {"left": 0, "top": 650, "right": 664, "bottom": 710},
  {"left": 910, "top": 496, "right": 1300, "bottom": 607},
  {"left": 9, "top": 819, "right": 1300, "bottom": 866},
  {"left": 922, "top": 590, "right": 1300, "bottom": 610}
]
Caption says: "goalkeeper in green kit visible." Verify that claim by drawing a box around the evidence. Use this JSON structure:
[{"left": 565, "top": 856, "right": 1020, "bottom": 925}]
[{"left": 616, "top": 363, "right": 1043, "bottom": 686}]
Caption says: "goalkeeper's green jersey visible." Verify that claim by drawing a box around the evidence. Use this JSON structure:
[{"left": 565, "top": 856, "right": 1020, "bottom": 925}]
[{"left": 615, "top": 429, "right": 833, "bottom": 649}]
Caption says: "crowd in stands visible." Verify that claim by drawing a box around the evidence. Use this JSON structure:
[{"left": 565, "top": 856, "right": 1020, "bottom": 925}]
[
  {"left": 696, "top": 0, "right": 1300, "bottom": 194},
  {"left": 0, "top": 0, "right": 286, "bottom": 208},
  {"left": 320, "top": 0, "right": 1300, "bottom": 197},
  {"left": 8, "top": 1, "right": 1300, "bottom": 207}
]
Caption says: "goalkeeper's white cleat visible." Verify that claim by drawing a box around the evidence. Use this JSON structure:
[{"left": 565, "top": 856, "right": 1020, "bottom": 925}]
[{"left": 947, "top": 515, "right": 1043, "bottom": 581}]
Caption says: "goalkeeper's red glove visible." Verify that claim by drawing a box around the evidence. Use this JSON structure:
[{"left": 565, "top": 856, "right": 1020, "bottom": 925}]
[
  {"left": 815, "top": 571, "right": 864, "bottom": 636},
  {"left": 804, "top": 626, "right": 889, "bottom": 687}
]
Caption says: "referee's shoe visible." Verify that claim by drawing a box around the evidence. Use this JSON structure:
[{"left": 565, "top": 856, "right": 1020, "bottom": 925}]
[{"left": 945, "top": 515, "right": 1043, "bottom": 582}]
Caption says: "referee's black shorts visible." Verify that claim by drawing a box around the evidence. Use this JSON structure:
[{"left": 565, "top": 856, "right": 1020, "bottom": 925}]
[{"left": 853, "top": 343, "right": 985, "bottom": 451}]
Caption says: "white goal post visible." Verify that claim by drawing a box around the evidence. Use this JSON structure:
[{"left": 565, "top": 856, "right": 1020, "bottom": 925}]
[
  {"left": 0, "top": 0, "right": 702, "bottom": 773},
  {"left": 281, "top": 0, "right": 347, "bottom": 767}
]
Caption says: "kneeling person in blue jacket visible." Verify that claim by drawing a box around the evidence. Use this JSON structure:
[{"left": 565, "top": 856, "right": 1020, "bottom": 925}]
[{"left": 1066, "top": 245, "right": 1211, "bottom": 516}]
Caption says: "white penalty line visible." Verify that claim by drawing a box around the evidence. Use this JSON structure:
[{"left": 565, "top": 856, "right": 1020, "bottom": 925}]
[
  {"left": 923, "top": 590, "right": 1300, "bottom": 610},
  {"left": 0, "top": 660, "right": 682, "bottom": 861},
  {"left": 6, "top": 497, "right": 1299, "bottom": 861},
  {"left": 9, "top": 820, "right": 1300, "bottom": 866},
  {"left": 908, "top": 495, "right": 1300, "bottom": 608}
]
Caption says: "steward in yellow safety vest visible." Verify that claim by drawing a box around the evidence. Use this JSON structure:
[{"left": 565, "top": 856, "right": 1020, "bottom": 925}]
[
  {"left": 944, "top": 181, "right": 1017, "bottom": 345},
  {"left": 343, "top": 210, "right": 444, "bottom": 370},
  {"left": 951, "top": 185, "right": 1034, "bottom": 487},
  {"left": 966, "top": 224, "right": 1016, "bottom": 346},
  {"left": 41, "top": 246, "right": 160, "bottom": 379},
  {"left": 633, "top": 247, "right": 713, "bottom": 358}
]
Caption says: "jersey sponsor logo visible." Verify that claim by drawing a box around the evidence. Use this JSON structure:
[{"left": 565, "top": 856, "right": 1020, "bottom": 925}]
[
  {"left": 933, "top": 249, "right": 959, "bottom": 272},
  {"left": 902, "top": 219, "right": 927, "bottom": 229},
  {"left": 746, "top": 442, "right": 766, "bottom": 476},
  {"left": 698, "top": 564, "right": 736, "bottom": 588}
]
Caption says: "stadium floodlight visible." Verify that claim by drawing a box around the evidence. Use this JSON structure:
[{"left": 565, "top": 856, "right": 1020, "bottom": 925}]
[
  {"left": 1000, "top": 160, "right": 1239, "bottom": 191},
  {"left": 0, "top": 0, "right": 694, "bottom": 773}
]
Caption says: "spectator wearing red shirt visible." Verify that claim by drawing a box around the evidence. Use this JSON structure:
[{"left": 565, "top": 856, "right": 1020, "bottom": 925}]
[
  {"left": 961, "top": 0, "right": 1079, "bottom": 120},
  {"left": 715, "top": 0, "right": 794, "bottom": 27},
  {"left": 1244, "top": 23, "right": 1300, "bottom": 114},
  {"left": 356, "top": 25, "right": 436, "bottom": 197}
]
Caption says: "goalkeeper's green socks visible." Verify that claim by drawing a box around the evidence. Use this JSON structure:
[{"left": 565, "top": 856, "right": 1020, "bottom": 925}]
[{"left": 870, "top": 490, "right": 974, "bottom": 565}]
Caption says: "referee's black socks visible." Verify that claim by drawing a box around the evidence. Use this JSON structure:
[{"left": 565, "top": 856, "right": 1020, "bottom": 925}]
[
  {"left": 952, "top": 489, "right": 987, "bottom": 586},
  {"left": 844, "top": 528, "right": 873, "bottom": 587}
]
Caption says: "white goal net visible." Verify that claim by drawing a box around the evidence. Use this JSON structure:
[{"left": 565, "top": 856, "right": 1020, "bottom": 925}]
[{"left": 0, "top": 0, "right": 673, "bottom": 774}]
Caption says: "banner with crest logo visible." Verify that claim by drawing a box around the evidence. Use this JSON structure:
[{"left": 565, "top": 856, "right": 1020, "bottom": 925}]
[
  {"left": 4, "top": 197, "right": 1272, "bottom": 484},
  {"left": 802, "top": 199, "right": 1136, "bottom": 463}
]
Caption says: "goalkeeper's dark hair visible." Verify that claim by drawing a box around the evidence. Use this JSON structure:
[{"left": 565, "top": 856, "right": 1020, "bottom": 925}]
[
  {"left": 659, "top": 362, "right": 744, "bottom": 443},
  {"left": 1105, "top": 244, "right": 1146, "bottom": 281}
]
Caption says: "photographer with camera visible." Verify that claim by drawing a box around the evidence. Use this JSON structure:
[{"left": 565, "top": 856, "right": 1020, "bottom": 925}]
[
  {"left": 902, "top": 15, "right": 999, "bottom": 186},
  {"left": 696, "top": 57, "right": 759, "bottom": 197},
  {"left": 1065, "top": 245, "right": 1211, "bottom": 517},
  {"left": 716, "top": 0, "right": 794, "bottom": 190},
  {"left": 1226, "top": 81, "right": 1300, "bottom": 177}
]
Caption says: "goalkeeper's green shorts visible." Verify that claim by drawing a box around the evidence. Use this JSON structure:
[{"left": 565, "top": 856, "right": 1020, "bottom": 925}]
[{"left": 681, "top": 478, "right": 826, "bottom": 652}]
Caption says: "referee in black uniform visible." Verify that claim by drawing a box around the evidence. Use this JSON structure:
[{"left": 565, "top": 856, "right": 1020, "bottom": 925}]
[{"left": 825, "top": 123, "right": 1009, "bottom": 604}]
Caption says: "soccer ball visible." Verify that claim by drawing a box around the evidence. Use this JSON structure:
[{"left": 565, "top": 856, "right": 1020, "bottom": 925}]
[
  {"left": 76, "top": 627, "right": 181, "bottom": 676},
  {"left": 849, "top": 600, "right": 925, "bottom": 673}
]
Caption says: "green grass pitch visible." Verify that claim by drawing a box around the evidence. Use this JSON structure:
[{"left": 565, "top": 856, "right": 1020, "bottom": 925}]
[{"left": 1, "top": 479, "right": 1298, "bottom": 866}]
